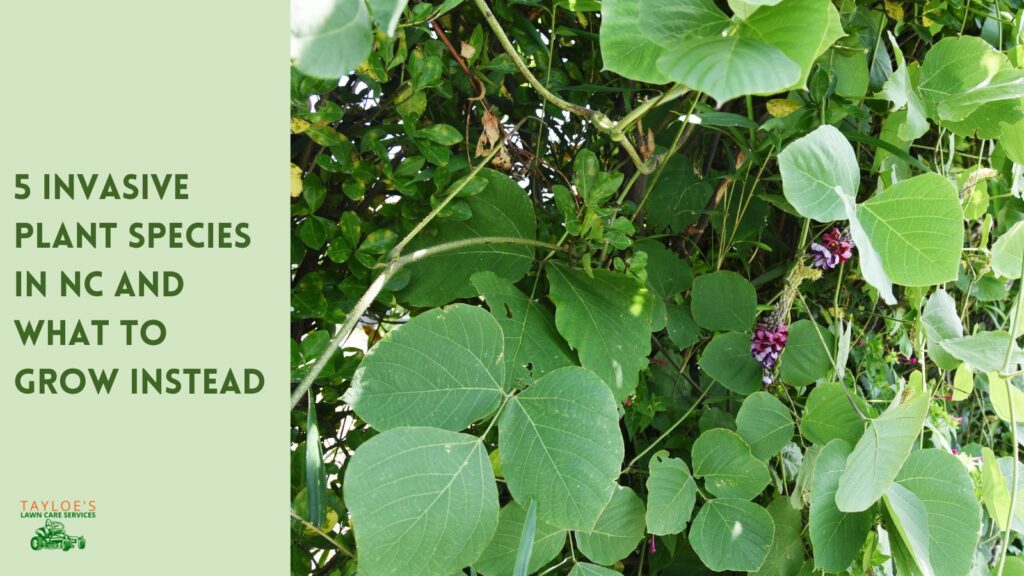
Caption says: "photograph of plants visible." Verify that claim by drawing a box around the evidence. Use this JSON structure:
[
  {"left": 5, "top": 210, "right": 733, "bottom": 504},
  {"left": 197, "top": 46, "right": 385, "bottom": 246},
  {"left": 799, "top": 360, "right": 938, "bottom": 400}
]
[{"left": 290, "top": 0, "right": 1024, "bottom": 574}]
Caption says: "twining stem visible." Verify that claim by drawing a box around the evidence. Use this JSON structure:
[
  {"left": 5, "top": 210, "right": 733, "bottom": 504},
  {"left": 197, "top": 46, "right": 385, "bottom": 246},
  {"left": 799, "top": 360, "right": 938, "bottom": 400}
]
[
  {"left": 290, "top": 236, "right": 564, "bottom": 408},
  {"left": 995, "top": 252, "right": 1024, "bottom": 576},
  {"left": 622, "top": 384, "right": 713, "bottom": 474},
  {"left": 468, "top": 0, "right": 687, "bottom": 174},
  {"left": 469, "top": 0, "right": 591, "bottom": 119}
]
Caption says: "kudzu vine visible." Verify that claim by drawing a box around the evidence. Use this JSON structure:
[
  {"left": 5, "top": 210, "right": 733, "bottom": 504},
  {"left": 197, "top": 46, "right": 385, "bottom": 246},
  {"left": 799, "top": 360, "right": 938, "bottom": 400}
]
[{"left": 290, "top": 0, "right": 1024, "bottom": 575}]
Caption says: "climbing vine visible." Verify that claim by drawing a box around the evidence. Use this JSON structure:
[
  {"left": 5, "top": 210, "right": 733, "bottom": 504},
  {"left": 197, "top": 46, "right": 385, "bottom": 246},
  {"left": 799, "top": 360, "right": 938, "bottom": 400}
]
[{"left": 290, "top": 0, "right": 1024, "bottom": 574}]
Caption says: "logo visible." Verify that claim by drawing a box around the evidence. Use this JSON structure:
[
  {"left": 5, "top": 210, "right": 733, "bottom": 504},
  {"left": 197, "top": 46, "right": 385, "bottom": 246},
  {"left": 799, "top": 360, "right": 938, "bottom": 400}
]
[
  {"left": 29, "top": 519, "right": 85, "bottom": 552},
  {"left": 19, "top": 499, "right": 96, "bottom": 552}
]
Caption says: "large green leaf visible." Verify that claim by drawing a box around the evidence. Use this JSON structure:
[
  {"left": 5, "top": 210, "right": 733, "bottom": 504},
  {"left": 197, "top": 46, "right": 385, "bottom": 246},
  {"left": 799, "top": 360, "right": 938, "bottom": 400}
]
[
  {"left": 691, "top": 271, "right": 758, "bottom": 332},
  {"left": 883, "top": 482, "right": 933, "bottom": 576},
  {"left": 889, "top": 449, "right": 981, "bottom": 576},
  {"left": 778, "top": 124, "right": 859, "bottom": 222},
  {"left": 691, "top": 428, "right": 771, "bottom": 499},
  {"left": 575, "top": 487, "right": 646, "bottom": 565},
  {"left": 344, "top": 428, "right": 499, "bottom": 576},
  {"left": 736, "top": 391, "right": 794, "bottom": 461},
  {"left": 688, "top": 499, "right": 775, "bottom": 572},
  {"left": 472, "top": 271, "right": 575, "bottom": 384},
  {"left": 400, "top": 169, "right": 537, "bottom": 307},
  {"left": 856, "top": 173, "right": 964, "bottom": 286},
  {"left": 547, "top": 263, "right": 653, "bottom": 400},
  {"left": 645, "top": 450, "right": 697, "bottom": 535},
  {"left": 699, "top": 331, "right": 764, "bottom": 394},
  {"left": 835, "top": 393, "right": 929, "bottom": 512},
  {"left": 809, "top": 440, "right": 873, "bottom": 573},
  {"left": 474, "top": 502, "right": 566, "bottom": 576},
  {"left": 753, "top": 497, "right": 805, "bottom": 576},
  {"left": 346, "top": 304, "right": 505, "bottom": 431},
  {"left": 499, "top": 367, "right": 624, "bottom": 530},
  {"left": 939, "top": 331, "right": 1023, "bottom": 372},
  {"left": 778, "top": 319, "right": 834, "bottom": 388},
  {"left": 992, "top": 221, "right": 1024, "bottom": 280},
  {"left": 800, "top": 382, "right": 867, "bottom": 446},
  {"left": 920, "top": 36, "right": 1017, "bottom": 122},
  {"left": 291, "top": 0, "right": 373, "bottom": 79},
  {"left": 848, "top": 200, "right": 895, "bottom": 305},
  {"left": 599, "top": 0, "right": 728, "bottom": 84},
  {"left": 939, "top": 69, "right": 1024, "bottom": 122},
  {"left": 922, "top": 289, "right": 964, "bottom": 371},
  {"left": 739, "top": 0, "right": 845, "bottom": 89},
  {"left": 657, "top": 35, "right": 801, "bottom": 104}
]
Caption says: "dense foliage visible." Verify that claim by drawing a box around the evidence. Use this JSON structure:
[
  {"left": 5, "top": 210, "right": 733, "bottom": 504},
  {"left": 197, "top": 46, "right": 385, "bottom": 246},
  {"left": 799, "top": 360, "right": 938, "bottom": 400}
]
[{"left": 290, "top": 1, "right": 1024, "bottom": 574}]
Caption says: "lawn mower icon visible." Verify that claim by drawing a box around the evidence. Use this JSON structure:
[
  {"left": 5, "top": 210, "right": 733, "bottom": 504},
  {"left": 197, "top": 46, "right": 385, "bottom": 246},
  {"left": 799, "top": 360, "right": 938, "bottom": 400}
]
[{"left": 29, "top": 519, "right": 85, "bottom": 551}]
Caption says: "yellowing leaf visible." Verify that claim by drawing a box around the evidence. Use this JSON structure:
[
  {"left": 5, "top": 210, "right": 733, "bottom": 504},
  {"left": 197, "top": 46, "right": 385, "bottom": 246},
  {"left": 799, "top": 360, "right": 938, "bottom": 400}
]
[
  {"left": 291, "top": 118, "right": 311, "bottom": 134},
  {"left": 767, "top": 98, "right": 801, "bottom": 118},
  {"left": 884, "top": 0, "right": 904, "bottom": 21},
  {"left": 290, "top": 163, "right": 303, "bottom": 198}
]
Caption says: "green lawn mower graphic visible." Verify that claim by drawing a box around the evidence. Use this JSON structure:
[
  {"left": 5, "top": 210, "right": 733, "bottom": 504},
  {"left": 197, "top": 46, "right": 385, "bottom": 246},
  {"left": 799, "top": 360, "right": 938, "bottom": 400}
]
[{"left": 30, "top": 519, "right": 85, "bottom": 551}]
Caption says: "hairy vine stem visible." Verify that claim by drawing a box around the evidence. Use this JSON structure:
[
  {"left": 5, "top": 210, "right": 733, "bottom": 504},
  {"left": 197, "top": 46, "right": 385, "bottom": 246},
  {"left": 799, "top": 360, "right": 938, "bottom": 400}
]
[
  {"left": 995, "top": 250, "right": 1024, "bottom": 576},
  {"left": 467, "top": 0, "right": 687, "bottom": 174},
  {"left": 290, "top": 236, "right": 564, "bottom": 408}
]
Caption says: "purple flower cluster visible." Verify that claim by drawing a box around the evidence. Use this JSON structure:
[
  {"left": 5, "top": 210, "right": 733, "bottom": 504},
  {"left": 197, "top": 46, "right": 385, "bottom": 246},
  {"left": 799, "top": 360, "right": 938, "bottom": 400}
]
[
  {"left": 751, "top": 322, "right": 788, "bottom": 384},
  {"left": 809, "top": 228, "right": 854, "bottom": 270}
]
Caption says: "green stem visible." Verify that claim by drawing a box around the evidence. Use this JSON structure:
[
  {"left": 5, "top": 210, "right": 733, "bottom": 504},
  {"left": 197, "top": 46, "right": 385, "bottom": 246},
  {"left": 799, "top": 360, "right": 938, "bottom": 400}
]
[
  {"left": 470, "top": 0, "right": 592, "bottom": 119},
  {"left": 995, "top": 252, "right": 1024, "bottom": 576},
  {"left": 290, "top": 236, "right": 565, "bottom": 408},
  {"left": 390, "top": 126, "right": 512, "bottom": 259},
  {"left": 469, "top": 0, "right": 685, "bottom": 174},
  {"left": 622, "top": 384, "right": 712, "bottom": 473},
  {"left": 290, "top": 510, "right": 356, "bottom": 559}
]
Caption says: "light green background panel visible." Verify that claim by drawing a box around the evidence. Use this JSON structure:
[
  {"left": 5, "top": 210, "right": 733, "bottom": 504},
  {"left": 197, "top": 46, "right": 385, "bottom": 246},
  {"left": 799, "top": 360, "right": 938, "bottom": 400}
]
[{"left": 0, "top": 1, "right": 287, "bottom": 574}]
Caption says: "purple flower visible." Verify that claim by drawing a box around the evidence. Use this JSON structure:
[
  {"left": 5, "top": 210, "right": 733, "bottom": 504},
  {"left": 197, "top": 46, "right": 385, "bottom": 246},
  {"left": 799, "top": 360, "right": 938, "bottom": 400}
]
[
  {"left": 751, "top": 322, "right": 788, "bottom": 384},
  {"left": 809, "top": 228, "right": 854, "bottom": 270},
  {"left": 649, "top": 535, "right": 656, "bottom": 554}
]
